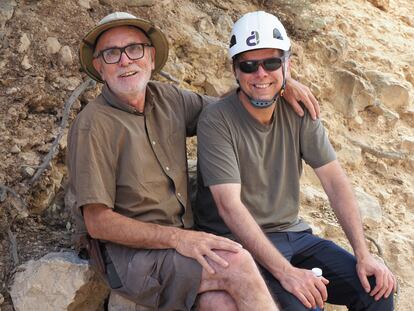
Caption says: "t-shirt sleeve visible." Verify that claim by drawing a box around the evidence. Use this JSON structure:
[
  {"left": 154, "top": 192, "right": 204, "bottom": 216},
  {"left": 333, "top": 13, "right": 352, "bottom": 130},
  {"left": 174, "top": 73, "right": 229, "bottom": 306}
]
[
  {"left": 197, "top": 108, "right": 241, "bottom": 186},
  {"left": 300, "top": 113, "right": 337, "bottom": 168},
  {"left": 67, "top": 120, "right": 117, "bottom": 211}
]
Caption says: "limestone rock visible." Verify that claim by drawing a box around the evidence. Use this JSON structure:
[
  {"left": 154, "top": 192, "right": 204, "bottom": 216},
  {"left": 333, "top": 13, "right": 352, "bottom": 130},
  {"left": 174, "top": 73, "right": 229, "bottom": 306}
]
[
  {"left": 124, "top": 0, "right": 155, "bottom": 7},
  {"left": 337, "top": 144, "right": 362, "bottom": 168},
  {"left": 78, "top": 0, "right": 91, "bottom": 9},
  {"left": 332, "top": 69, "right": 375, "bottom": 117},
  {"left": 367, "top": 0, "right": 389, "bottom": 11},
  {"left": 21, "top": 55, "right": 32, "bottom": 70},
  {"left": 10, "top": 252, "right": 109, "bottom": 311},
  {"left": 204, "top": 75, "right": 236, "bottom": 97},
  {"left": 354, "top": 187, "right": 382, "bottom": 225},
  {"left": 46, "top": 37, "right": 61, "bottom": 55},
  {"left": 196, "top": 17, "right": 215, "bottom": 35},
  {"left": 0, "top": 0, "right": 17, "bottom": 30},
  {"left": 10, "top": 144, "right": 21, "bottom": 154},
  {"left": 59, "top": 45, "right": 73, "bottom": 66},
  {"left": 301, "top": 185, "right": 328, "bottom": 202},
  {"left": 399, "top": 135, "right": 414, "bottom": 152},
  {"left": 215, "top": 15, "right": 233, "bottom": 41},
  {"left": 18, "top": 33, "right": 30, "bottom": 53},
  {"left": 366, "top": 70, "right": 411, "bottom": 112}
]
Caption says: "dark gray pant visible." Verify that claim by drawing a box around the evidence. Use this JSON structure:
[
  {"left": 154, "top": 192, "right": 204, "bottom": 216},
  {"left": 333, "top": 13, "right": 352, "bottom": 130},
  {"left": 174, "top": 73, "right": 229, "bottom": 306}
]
[{"left": 261, "top": 231, "right": 394, "bottom": 310}]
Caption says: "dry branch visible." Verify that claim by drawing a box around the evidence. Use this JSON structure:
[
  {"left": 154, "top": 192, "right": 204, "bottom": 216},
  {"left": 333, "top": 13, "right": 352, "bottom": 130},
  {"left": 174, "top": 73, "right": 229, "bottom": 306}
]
[
  {"left": 7, "top": 228, "right": 19, "bottom": 266},
  {"left": 0, "top": 184, "right": 28, "bottom": 217},
  {"left": 347, "top": 137, "right": 411, "bottom": 161},
  {"left": 29, "top": 78, "right": 96, "bottom": 184},
  {"left": 159, "top": 70, "right": 180, "bottom": 84}
]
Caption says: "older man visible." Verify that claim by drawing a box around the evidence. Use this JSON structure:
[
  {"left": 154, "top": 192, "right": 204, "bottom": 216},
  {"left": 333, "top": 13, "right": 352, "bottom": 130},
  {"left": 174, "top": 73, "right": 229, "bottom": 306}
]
[
  {"left": 195, "top": 11, "right": 397, "bottom": 311},
  {"left": 67, "top": 12, "right": 318, "bottom": 311}
]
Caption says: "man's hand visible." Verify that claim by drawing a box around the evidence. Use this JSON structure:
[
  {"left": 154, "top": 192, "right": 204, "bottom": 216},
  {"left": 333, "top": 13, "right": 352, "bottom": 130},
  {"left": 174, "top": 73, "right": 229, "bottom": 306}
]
[
  {"left": 356, "top": 254, "right": 397, "bottom": 301},
  {"left": 278, "top": 267, "right": 329, "bottom": 309},
  {"left": 283, "top": 77, "right": 320, "bottom": 120},
  {"left": 174, "top": 230, "right": 243, "bottom": 274}
]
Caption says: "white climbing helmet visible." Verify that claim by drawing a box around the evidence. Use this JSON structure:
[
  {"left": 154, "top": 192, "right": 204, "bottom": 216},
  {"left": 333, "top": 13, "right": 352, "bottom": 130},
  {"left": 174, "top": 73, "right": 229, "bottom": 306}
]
[{"left": 229, "top": 11, "right": 291, "bottom": 58}]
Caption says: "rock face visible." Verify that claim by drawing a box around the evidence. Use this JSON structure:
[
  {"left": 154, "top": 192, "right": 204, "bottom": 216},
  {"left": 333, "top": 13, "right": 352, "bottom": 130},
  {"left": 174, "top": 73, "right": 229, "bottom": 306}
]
[{"left": 10, "top": 252, "right": 109, "bottom": 311}]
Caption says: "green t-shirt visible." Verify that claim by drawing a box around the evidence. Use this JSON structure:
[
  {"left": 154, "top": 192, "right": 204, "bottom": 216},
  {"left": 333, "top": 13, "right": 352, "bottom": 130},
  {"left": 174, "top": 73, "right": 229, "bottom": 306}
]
[{"left": 195, "top": 90, "right": 336, "bottom": 235}]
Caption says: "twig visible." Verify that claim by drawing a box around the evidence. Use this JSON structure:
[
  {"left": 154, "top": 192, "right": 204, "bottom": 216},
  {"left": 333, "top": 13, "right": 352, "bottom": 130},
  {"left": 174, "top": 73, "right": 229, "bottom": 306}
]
[
  {"left": 159, "top": 70, "right": 180, "bottom": 84},
  {"left": 366, "top": 235, "right": 383, "bottom": 257},
  {"left": 347, "top": 137, "right": 411, "bottom": 161},
  {"left": 7, "top": 228, "right": 19, "bottom": 266},
  {"left": 0, "top": 184, "right": 28, "bottom": 217},
  {"left": 29, "top": 78, "right": 96, "bottom": 184}
]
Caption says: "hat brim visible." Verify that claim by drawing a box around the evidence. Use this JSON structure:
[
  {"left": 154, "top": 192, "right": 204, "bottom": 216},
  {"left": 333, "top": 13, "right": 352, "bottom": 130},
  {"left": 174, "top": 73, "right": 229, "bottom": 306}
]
[{"left": 79, "top": 18, "right": 169, "bottom": 83}]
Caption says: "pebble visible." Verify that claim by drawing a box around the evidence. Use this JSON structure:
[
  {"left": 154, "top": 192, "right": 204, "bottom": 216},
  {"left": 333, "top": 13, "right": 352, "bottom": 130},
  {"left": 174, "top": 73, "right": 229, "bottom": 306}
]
[
  {"left": 22, "top": 167, "right": 35, "bottom": 178},
  {"left": 46, "top": 37, "right": 61, "bottom": 55},
  {"left": 59, "top": 45, "right": 73, "bottom": 66},
  {"left": 78, "top": 0, "right": 91, "bottom": 9},
  {"left": 5, "top": 87, "right": 18, "bottom": 95},
  {"left": 18, "top": 33, "right": 30, "bottom": 53},
  {"left": 21, "top": 55, "right": 32, "bottom": 70},
  {"left": 10, "top": 145, "right": 21, "bottom": 154}
]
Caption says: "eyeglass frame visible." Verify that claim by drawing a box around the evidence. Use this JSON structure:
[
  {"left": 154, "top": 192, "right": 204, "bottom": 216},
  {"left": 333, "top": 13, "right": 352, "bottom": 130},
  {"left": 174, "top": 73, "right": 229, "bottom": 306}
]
[{"left": 93, "top": 42, "right": 153, "bottom": 64}]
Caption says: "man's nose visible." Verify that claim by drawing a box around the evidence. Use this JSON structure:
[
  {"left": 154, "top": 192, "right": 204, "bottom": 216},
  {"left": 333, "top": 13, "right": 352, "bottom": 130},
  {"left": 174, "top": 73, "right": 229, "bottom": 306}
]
[
  {"left": 118, "top": 51, "right": 132, "bottom": 66},
  {"left": 255, "top": 64, "right": 269, "bottom": 77}
]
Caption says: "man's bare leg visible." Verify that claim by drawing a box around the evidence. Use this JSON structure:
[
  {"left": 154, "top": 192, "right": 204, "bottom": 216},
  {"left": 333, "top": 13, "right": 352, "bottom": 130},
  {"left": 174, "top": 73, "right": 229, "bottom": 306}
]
[
  {"left": 197, "top": 291, "right": 237, "bottom": 311},
  {"left": 197, "top": 249, "right": 278, "bottom": 311}
]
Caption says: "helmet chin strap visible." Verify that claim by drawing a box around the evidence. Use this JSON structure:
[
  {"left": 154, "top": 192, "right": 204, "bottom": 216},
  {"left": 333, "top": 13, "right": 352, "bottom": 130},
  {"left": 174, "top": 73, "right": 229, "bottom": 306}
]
[{"left": 239, "top": 61, "right": 287, "bottom": 109}]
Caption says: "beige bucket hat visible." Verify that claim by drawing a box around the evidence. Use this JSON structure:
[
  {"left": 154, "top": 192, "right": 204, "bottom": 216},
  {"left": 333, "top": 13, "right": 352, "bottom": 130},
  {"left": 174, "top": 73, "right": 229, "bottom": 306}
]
[{"left": 79, "top": 12, "right": 169, "bottom": 82}]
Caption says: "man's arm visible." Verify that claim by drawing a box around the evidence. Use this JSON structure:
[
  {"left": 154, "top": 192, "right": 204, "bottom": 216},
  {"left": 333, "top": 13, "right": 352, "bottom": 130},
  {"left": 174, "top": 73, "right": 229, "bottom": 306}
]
[
  {"left": 83, "top": 203, "right": 242, "bottom": 274},
  {"left": 209, "top": 184, "right": 329, "bottom": 309},
  {"left": 314, "top": 160, "right": 397, "bottom": 300}
]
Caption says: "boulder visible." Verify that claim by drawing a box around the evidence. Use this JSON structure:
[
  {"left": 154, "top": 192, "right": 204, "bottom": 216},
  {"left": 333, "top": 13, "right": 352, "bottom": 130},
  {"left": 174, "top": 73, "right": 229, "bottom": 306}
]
[{"left": 10, "top": 252, "right": 109, "bottom": 311}]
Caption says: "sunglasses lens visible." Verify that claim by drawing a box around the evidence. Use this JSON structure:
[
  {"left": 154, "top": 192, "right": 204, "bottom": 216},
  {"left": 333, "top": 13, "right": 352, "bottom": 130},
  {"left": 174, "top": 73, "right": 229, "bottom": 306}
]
[
  {"left": 239, "top": 61, "right": 258, "bottom": 73},
  {"left": 238, "top": 58, "right": 283, "bottom": 74},
  {"left": 263, "top": 58, "right": 282, "bottom": 71}
]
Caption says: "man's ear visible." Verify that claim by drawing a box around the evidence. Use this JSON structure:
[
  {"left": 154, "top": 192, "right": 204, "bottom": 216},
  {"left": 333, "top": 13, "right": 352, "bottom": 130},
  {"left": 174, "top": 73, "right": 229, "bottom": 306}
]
[
  {"left": 150, "top": 47, "right": 156, "bottom": 71},
  {"left": 92, "top": 58, "right": 103, "bottom": 79}
]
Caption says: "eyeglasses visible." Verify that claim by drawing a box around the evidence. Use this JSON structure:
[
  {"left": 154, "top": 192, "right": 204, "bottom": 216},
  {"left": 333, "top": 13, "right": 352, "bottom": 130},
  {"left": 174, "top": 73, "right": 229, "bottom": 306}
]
[
  {"left": 237, "top": 57, "right": 286, "bottom": 74},
  {"left": 94, "top": 43, "right": 153, "bottom": 64}
]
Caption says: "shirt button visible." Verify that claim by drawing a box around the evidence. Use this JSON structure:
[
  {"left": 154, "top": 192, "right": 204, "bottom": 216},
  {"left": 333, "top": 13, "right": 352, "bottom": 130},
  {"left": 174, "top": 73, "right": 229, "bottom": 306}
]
[
  {"left": 152, "top": 141, "right": 156, "bottom": 145},
  {"left": 177, "top": 192, "right": 182, "bottom": 197},
  {"left": 165, "top": 166, "right": 170, "bottom": 171}
]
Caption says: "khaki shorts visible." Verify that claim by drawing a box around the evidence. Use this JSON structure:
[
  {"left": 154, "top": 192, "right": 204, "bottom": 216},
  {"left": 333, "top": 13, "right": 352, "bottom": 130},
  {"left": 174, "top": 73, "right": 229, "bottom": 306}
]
[{"left": 105, "top": 242, "right": 202, "bottom": 311}]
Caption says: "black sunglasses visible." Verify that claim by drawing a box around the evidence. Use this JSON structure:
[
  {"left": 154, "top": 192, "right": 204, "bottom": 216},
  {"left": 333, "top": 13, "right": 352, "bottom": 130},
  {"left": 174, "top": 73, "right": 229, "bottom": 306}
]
[{"left": 237, "top": 57, "right": 285, "bottom": 74}]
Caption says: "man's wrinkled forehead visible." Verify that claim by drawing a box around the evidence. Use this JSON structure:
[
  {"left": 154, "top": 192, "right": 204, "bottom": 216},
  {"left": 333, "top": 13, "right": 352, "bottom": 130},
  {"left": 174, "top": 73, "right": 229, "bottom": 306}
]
[{"left": 94, "top": 25, "right": 151, "bottom": 51}]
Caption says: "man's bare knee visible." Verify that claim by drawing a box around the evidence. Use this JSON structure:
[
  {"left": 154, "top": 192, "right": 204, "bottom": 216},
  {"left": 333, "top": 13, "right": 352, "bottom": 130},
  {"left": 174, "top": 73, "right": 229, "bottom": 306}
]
[{"left": 197, "top": 291, "right": 237, "bottom": 311}]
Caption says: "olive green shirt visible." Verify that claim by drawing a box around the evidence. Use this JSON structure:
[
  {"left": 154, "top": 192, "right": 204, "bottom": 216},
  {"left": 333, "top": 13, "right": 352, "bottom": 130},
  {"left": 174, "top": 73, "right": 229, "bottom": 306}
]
[
  {"left": 67, "top": 81, "right": 213, "bottom": 238},
  {"left": 195, "top": 90, "right": 336, "bottom": 235}
]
